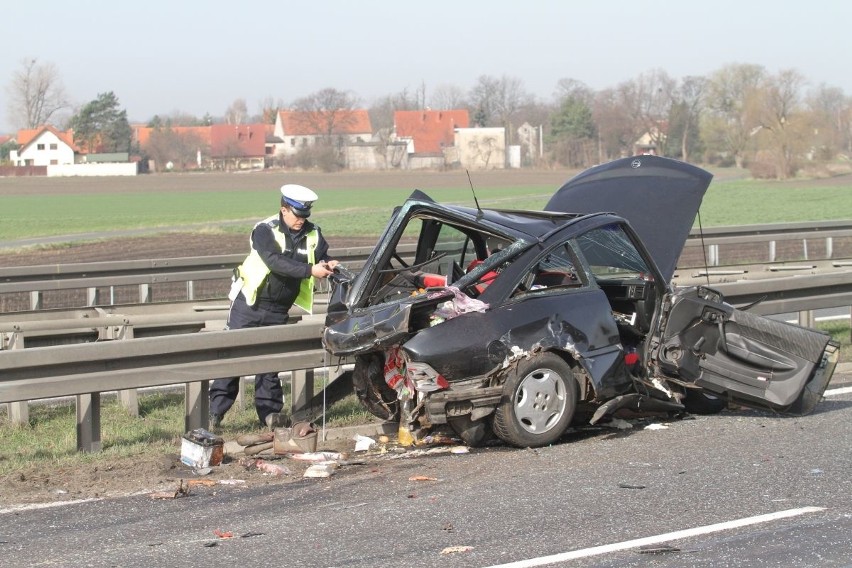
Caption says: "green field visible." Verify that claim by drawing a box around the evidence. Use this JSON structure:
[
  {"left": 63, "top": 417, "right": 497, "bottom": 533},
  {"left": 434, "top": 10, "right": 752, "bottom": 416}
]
[{"left": 1, "top": 169, "right": 851, "bottom": 241}]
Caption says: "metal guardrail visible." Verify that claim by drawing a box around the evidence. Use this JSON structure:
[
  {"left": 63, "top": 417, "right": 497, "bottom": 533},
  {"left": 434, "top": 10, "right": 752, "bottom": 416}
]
[
  {"left": 2, "top": 222, "right": 850, "bottom": 310},
  {"left": 0, "top": 317, "right": 331, "bottom": 451},
  {"left": 1, "top": 223, "right": 851, "bottom": 452}
]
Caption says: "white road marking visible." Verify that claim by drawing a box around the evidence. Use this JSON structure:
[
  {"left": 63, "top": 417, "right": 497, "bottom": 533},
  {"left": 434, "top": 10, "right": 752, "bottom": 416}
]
[
  {"left": 825, "top": 386, "right": 852, "bottom": 396},
  {"left": 0, "top": 497, "right": 100, "bottom": 515},
  {"left": 484, "top": 506, "right": 825, "bottom": 568}
]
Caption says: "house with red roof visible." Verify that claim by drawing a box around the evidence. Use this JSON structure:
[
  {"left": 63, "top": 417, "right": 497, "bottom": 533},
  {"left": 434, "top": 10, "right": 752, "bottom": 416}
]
[
  {"left": 272, "top": 109, "right": 372, "bottom": 158},
  {"left": 133, "top": 123, "right": 267, "bottom": 170},
  {"left": 9, "top": 125, "right": 79, "bottom": 167},
  {"left": 393, "top": 109, "right": 469, "bottom": 154}
]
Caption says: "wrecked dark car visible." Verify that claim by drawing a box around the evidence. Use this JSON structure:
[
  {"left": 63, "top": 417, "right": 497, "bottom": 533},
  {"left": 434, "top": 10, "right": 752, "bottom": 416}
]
[{"left": 322, "top": 155, "right": 839, "bottom": 448}]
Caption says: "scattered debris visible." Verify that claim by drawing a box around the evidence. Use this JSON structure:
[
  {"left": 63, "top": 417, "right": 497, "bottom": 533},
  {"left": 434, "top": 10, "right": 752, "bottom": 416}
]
[
  {"left": 605, "top": 418, "right": 634, "bottom": 430},
  {"left": 186, "top": 479, "right": 216, "bottom": 488},
  {"left": 644, "top": 423, "right": 669, "bottom": 430},
  {"left": 285, "top": 451, "right": 345, "bottom": 462},
  {"left": 618, "top": 482, "right": 647, "bottom": 489},
  {"left": 409, "top": 475, "right": 438, "bottom": 482},
  {"left": 353, "top": 434, "right": 376, "bottom": 452},
  {"left": 150, "top": 480, "right": 191, "bottom": 500},
  {"left": 254, "top": 460, "right": 290, "bottom": 476},
  {"left": 181, "top": 429, "right": 224, "bottom": 468},
  {"left": 441, "top": 545, "right": 474, "bottom": 555},
  {"left": 638, "top": 543, "right": 680, "bottom": 554},
  {"left": 218, "top": 479, "right": 246, "bottom": 485},
  {"left": 304, "top": 463, "right": 337, "bottom": 478},
  {"left": 213, "top": 529, "right": 234, "bottom": 539}
]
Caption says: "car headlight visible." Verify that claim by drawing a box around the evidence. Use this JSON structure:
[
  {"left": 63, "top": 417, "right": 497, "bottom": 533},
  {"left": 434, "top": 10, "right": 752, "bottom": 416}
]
[{"left": 405, "top": 361, "right": 449, "bottom": 392}]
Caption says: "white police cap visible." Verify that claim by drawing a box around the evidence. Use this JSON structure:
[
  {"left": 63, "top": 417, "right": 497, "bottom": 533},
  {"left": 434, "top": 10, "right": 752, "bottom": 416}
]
[{"left": 280, "top": 184, "right": 318, "bottom": 218}]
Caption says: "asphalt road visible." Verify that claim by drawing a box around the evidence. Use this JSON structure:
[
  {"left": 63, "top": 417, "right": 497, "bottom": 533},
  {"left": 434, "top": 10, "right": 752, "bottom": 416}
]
[{"left": 3, "top": 368, "right": 852, "bottom": 568}]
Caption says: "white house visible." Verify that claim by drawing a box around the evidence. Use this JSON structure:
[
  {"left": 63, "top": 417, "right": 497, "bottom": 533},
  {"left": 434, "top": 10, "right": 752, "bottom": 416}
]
[
  {"left": 10, "top": 125, "right": 78, "bottom": 166},
  {"left": 453, "top": 127, "right": 507, "bottom": 170},
  {"left": 272, "top": 109, "right": 372, "bottom": 158}
]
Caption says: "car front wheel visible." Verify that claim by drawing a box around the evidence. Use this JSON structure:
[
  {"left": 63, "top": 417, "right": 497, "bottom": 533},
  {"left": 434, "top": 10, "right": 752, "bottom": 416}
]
[{"left": 493, "top": 353, "right": 577, "bottom": 448}]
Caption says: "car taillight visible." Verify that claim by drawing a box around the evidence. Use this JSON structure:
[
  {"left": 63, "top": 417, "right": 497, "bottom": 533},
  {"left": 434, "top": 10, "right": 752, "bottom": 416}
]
[{"left": 405, "top": 362, "right": 449, "bottom": 392}]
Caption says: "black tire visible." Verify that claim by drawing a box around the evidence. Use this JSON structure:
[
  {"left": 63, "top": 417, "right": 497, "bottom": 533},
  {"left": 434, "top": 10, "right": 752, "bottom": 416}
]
[
  {"left": 352, "top": 354, "right": 399, "bottom": 421},
  {"left": 683, "top": 388, "right": 727, "bottom": 415},
  {"left": 493, "top": 353, "right": 577, "bottom": 448}
]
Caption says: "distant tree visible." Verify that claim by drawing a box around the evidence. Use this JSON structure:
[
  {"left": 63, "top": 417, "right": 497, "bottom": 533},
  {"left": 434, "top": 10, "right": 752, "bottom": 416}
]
[
  {"left": 548, "top": 95, "right": 596, "bottom": 167},
  {"left": 429, "top": 83, "right": 468, "bottom": 110},
  {"left": 701, "top": 63, "right": 766, "bottom": 167},
  {"left": 592, "top": 88, "right": 634, "bottom": 161},
  {"left": 224, "top": 98, "right": 248, "bottom": 125},
  {"left": 667, "top": 76, "right": 706, "bottom": 161},
  {"left": 752, "top": 69, "right": 808, "bottom": 179},
  {"left": 553, "top": 78, "right": 594, "bottom": 105},
  {"left": 618, "top": 69, "right": 676, "bottom": 155},
  {"left": 806, "top": 83, "right": 851, "bottom": 159},
  {"left": 144, "top": 126, "right": 207, "bottom": 172},
  {"left": 291, "top": 87, "right": 361, "bottom": 139},
  {"left": 1, "top": 139, "right": 19, "bottom": 162},
  {"left": 468, "top": 75, "right": 529, "bottom": 142},
  {"left": 67, "top": 91, "right": 132, "bottom": 153},
  {"left": 368, "top": 87, "right": 421, "bottom": 133},
  {"left": 258, "top": 96, "right": 285, "bottom": 124},
  {"left": 5, "top": 58, "right": 69, "bottom": 129}
]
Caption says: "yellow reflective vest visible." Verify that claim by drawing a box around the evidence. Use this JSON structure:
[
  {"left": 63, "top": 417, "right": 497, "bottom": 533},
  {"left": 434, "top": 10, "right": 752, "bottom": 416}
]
[{"left": 236, "top": 215, "right": 319, "bottom": 314}]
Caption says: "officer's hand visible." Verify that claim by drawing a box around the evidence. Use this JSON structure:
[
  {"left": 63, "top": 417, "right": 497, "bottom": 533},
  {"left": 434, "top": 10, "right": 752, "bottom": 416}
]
[
  {"left": 311, "top": 262, "right": 334, "bottom": 278},
  {"left": 326, "top": 259, "right": 340, "bottom": 270}
]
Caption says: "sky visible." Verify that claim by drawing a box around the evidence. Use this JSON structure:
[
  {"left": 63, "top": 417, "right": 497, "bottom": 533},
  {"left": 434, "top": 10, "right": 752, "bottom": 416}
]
[{"left": 2, "top": 0, "right": 851, "bottom": 134}]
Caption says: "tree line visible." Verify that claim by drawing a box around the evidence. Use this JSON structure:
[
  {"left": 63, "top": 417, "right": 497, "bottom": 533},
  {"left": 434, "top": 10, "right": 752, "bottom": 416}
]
[{"left": 4, "top": 58, "right": 851, "bottom": 178}]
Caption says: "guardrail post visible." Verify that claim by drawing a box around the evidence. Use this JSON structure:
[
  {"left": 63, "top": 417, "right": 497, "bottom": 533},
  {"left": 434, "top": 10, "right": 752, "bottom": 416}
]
[
  {"left": 803, "top": 239, "right": 809, "bottom": 261},
  {"left": 30, "top": 291, "right": 42, "bottom": 311},
  {"left": 86, "top": 287, "right": 99, "bottom": 306},
  {"left": 5, "top": 333, "right": 29, "bottom": 425},
  {"left": 185, "top": 381, "right": 210, "bottom": 432},
  {"left": 186, "top": 281, "right": 195, "bottom": 301},
  {"left": 110, "top": 324, "right": 139, "bottom": 417},
  {"left": 139, "top": 284, "right": 151, "bottom": 303},
  {"left": 826, "top": 237, "right": 833, "bottom": 259},
  {"left": 769, "top": 241, "right": 776, "bottom": 262},
  {"left": 291, "top": 369, "right": 315, "bottom": 414},
  {"left": 76, "top": 393, "right": 102, "bottom": 452},
  {"left": 707, "top": 244, "right": 719, "bottom": 266},
  {"left": 798, "top": 310, "right": 815, "bottom": 328}
]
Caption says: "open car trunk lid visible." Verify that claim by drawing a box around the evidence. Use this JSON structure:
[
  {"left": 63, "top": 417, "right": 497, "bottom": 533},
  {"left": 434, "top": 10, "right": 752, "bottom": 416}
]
[{"left": 544, "top": 155, "right": 712, "bottom": 283}]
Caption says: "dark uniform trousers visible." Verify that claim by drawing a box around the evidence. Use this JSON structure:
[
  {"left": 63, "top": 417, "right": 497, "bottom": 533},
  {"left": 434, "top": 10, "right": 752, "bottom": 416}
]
[{"left": 209, "top": 293, "right": 289, "bottom": 424}]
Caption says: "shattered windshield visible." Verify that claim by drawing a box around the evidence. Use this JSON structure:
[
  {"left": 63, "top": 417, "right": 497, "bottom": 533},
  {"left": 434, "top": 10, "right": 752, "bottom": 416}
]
[{"left": 575, "top": 223, "right": 651, "bottom": 280}]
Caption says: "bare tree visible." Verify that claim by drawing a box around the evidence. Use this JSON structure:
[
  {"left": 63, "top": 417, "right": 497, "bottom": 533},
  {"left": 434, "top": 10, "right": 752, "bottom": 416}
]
[
  {"left": 429, "top": 83, "right": 468, "bottom": 110},
  {"left": 291, "top": 87, "right": 361, "bottom": 140},
  {"left": 673, "top": 76, "right": 707, "bottom": 162},
  {"left": 224, "top": 98, "right": 248, "bottom": 125},
  {"left": 368, "top": 88, "right": 421, "bottom": 133},
  {"left": 5, "top": 58, "right": 69, "bottom": 129},
  {"left": 258, "top": 96, "right": 285, "bottom": 124},
  {"left": 469, "top": 75, "right": 529, "bottom": 143},
  {"left": 702, "top": 63, "right": 766, "bottom": 167},
  {"left": 753, "top": 69, "right": 808, "bottom": 179},
  {"left": 592, "top": 88, "right": 634, "bottom": 161},
  {"left": 618, "top": 68, "right": 676, "bottom": 155},
  {"left": 553, "top": 78, "right": 594, "bottom": 106},
  {"left": 806, "top": 83, "right": 851, "bottom": 158}
]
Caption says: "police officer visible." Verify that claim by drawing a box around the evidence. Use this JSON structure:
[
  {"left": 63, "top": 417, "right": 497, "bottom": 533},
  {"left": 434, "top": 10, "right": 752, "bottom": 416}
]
[{"left": 209, "top": 184, "right": 338, "bottom": 430}]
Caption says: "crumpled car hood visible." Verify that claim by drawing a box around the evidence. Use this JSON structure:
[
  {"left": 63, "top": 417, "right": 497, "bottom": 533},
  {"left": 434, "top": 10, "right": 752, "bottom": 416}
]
[{"left": 544, "top": 155, "right": 712, "bottom": 283}]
